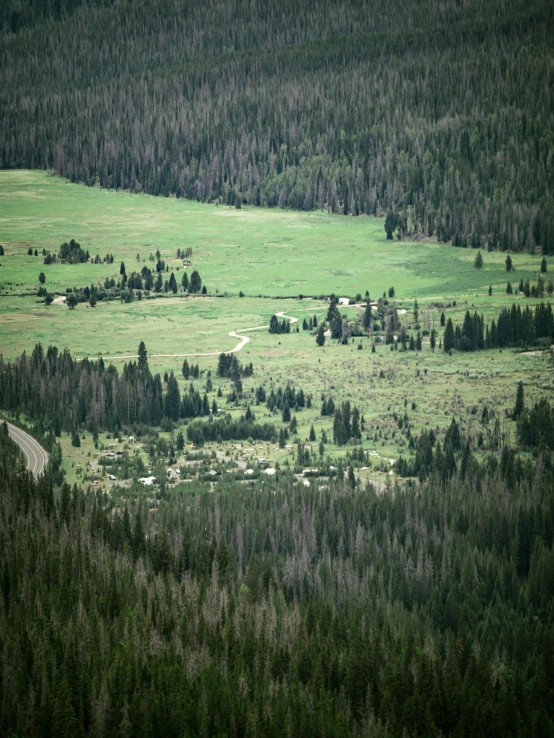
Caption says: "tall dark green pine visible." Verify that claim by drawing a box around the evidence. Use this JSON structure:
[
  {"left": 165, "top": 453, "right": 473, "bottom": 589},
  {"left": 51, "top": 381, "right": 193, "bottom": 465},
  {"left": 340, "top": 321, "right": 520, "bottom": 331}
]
[
  {"left": 52, "top": 669, "right": 79, "bottom": 738},
  {"left": 513, "top": 381, "right": 524, "bottom": 419},
  {"left": 164, "top": 372, "right": 181, "bottom": 421},
  {"left": 138, "top": 341, "right": 148, "bottom": 369}
]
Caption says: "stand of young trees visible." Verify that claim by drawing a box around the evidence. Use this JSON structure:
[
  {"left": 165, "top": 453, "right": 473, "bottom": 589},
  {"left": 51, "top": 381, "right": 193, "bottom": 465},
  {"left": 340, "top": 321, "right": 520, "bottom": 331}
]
[
  {"left": 1, "top": 0, "right": 553, "bottom": 250},
  {"left": 444, "top": 302, "right": 554, "bottom": 351},
  {"left": 0, "top": 344, "right": 165, "bottom": 432}
]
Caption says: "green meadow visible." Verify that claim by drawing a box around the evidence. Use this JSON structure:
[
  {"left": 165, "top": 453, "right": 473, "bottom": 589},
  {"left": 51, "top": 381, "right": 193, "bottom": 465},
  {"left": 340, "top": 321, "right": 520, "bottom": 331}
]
[{"left": 1, "top": 170, "right": 552, "bottom": 476}]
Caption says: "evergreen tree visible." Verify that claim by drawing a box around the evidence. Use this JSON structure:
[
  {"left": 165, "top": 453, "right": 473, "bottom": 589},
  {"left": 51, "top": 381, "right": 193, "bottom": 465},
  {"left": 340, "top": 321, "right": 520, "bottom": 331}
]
[
  {"left": 316, "top": 325, "right": 326, "bottom": 346},
  {"left": 513, "top": 381, "right": 524, "bottom": 419},
  {"left": 138, "top": 340, "right": 148, "bottom": 369},
  {"left": 164, "top": 372, "right": 181, "bottom": 420},
  {"left": 385, "top": 212, "right": 399, "bottom": 239},
  {"left": 443, "top": 318, "right": 455, "bottom": 352},
  {"left": 52, "top": 668, "right": 79, "bottom": 738},
  {"left": 189, "top": 270, "right": 202, "bottom": 293}
]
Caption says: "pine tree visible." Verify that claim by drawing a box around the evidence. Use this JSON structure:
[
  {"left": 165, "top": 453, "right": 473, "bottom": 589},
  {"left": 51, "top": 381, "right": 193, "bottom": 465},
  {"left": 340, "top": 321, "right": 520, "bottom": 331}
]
[
  {"left": 443, "top": 319, "right": 455, "bottom": 352},
  {"left": 52, "top": 669, "right": 79, "bottom": 738},
  {"left": 316, "top": 325, "right": 326, "bottom": 346},
  {"left": 164, "top": 372, "right": 181, "bottom": 420},
  {"left": 189, "top": 270, "right": 202, "bottom": 293},
  {"left": 138, "top": 341, "right": 148, "bottom": 369}
]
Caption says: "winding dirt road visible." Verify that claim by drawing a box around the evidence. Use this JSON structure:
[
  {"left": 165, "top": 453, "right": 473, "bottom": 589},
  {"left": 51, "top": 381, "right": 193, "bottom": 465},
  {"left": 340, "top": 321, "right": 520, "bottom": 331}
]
[
  {"left": 99, "top": 309, "right": 301, "bottom": 361},
  {"left": 5, "top": 421, "right": 49, "bottom": 476}
]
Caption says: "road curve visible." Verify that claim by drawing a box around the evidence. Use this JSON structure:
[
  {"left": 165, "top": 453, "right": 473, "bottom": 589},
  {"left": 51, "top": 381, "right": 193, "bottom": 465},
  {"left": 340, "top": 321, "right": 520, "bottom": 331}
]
[
  {"left": 5, "top": 421, "right": 49, "bottom": 477},
  {"left": 95, "top": 310, "right": 301, "bottom": 361},
  {"left": 82, "top": 303, "right": 360, "bottom": 362}
]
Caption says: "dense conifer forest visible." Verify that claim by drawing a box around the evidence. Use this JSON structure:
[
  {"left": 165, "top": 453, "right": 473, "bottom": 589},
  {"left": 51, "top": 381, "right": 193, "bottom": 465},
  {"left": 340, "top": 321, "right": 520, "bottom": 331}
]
[
  {"left": 1, "top": 417, "right": 554, "bottom": 736},
  {"left": 1, "top": 0, "right": 554, "bottom": 249}
]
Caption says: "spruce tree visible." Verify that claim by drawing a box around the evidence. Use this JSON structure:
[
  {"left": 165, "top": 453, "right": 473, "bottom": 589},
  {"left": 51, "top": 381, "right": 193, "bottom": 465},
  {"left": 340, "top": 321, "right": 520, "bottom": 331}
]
[
  {"left": 138, "top": 341, "right": 148, "bottom": 369},
  {"left": 52, "top": 669, "right": 79, "bottom": 738},
  {"left": 316, "top": 325, "right": 326, "bottom": 346}
]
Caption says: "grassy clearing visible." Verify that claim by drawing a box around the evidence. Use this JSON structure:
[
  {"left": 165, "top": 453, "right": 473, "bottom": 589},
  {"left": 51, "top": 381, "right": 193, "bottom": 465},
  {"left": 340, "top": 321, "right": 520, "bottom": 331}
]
[{"left": 0, "top": 170, "right": 552, "bottom": 475}]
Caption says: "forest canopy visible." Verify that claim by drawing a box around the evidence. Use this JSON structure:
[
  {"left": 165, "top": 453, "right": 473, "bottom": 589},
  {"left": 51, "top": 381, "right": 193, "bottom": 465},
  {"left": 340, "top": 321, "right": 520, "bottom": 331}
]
[{"left": 1, "top": 0, "right": 553, "bottom": 250}]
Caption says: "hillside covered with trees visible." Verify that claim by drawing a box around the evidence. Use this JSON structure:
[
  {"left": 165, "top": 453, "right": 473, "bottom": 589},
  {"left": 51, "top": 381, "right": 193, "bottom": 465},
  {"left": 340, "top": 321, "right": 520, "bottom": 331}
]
[
  {"left": 1, "top": 0, "right": 553, "bottom": 250},
  {"left": 1, "top": 418, "right": 554, "bottom": 737}
]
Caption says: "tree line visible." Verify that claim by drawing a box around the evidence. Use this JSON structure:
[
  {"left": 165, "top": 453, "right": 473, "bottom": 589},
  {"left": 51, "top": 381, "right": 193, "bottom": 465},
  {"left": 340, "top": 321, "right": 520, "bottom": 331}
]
[
  {"left": 443, "top": 302, "right": 554, "bottom": 352},
  {"left": 1, "top": 0, "right": 553, "bottom": 250}
]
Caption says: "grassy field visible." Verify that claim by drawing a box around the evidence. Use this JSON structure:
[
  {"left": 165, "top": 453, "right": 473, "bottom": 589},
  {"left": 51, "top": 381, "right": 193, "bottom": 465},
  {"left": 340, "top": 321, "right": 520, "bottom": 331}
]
[{"left": 1, "top": 170, "right": 552, "bottom": 478}]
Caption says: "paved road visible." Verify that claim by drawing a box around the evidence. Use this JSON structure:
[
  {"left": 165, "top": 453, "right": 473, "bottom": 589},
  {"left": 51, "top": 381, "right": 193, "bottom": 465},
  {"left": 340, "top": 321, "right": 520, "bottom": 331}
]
[{"left": 5, "top": 421, "right": 49, "bottom": 476}]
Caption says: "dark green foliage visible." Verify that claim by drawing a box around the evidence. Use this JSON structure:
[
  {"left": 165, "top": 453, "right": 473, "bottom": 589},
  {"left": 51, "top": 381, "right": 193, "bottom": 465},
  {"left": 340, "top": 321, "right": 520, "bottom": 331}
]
[
  {"left": 186, "top": 415, "right": 276, "bottom": 445},
  {"left": 164, "top": 372, "right": 181, "bottom": 421},
  {"left": 269, "top": 314, "right": 291, "bottom": 334},
  {"left": 216, "top": 352, "right": 253, "bottom": 379},
  {"left": 1, "top": 429, "right": 554, "bottom": 737},
  {"left": 65, "top": 293, "right": 78, "bottom": 309},
  {"left": 514, "top": 380, "right": 525, "bottom": 419},
  {"left": 443, "top": 302, "right": 554, "bottom": 351},
  {"left": 333, "top": 401, "right": 362, "bottom": 445},
  {"left": 385, "top": 211, "right": 399, "bottom": 239},
  {"left": 517, "top": 397, "right": 554, "bottom": 449},
  {"left": 59, "top": 239, "right": 88, "bottom": 264},
  {"left": 138, "top": 340, "right": 148, "bottom": 369},
  {"left": 316, "top": 324, "right": 326, "bottom": 346},
  {"left": 266, "top": 383, "right": 306, "bottom": 414},
  {"left": 188, "top": 269, "right": 202, "bottom": 293},
  {"left": 0, "top": 344, "right": 166, "bottom": 431},
  {"left": 443, "top": 317, "right": 456, "bottom": 352},
  {"left": 2, "top": 1, "right": 552, "bottom": 248}
]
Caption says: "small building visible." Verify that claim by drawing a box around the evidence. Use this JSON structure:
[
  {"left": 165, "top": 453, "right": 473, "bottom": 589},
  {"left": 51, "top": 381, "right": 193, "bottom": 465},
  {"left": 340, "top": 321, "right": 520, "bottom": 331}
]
[{"left": 139, "top": 476, "right": 157, "bottom": 486}]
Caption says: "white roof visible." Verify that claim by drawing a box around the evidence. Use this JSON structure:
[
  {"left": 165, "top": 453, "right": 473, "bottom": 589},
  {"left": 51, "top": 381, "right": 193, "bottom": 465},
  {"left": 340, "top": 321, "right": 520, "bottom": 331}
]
[
  {"left": 139, "top": 476, "right": 156, "bottom": 485},
  {"left": 263, "top": 468, "right": 276, "bottom": 476}
]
